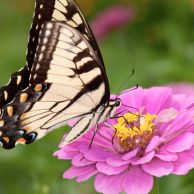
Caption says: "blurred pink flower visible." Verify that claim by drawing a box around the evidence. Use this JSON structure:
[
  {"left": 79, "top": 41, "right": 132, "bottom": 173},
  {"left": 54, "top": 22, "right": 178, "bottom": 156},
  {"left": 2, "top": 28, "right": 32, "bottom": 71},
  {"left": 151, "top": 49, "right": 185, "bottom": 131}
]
[
  {"left": 54, "top": 87, "right": 194, "bottom": 194},
  {"left": 91, "top": 5, "right": 136, "bottom": 39}
]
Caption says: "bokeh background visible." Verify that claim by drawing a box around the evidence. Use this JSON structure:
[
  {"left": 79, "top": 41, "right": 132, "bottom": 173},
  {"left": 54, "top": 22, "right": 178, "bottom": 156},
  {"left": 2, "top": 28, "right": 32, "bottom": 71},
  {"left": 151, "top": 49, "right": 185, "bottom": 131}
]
[{"left": 0, "top": 0, "right": 194, "bottom": 193}]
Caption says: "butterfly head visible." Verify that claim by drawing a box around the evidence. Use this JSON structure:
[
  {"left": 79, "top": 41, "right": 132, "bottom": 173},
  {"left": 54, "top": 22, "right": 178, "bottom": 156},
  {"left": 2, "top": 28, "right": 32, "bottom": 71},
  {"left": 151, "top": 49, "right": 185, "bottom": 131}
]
[
  {"left": 115, "top": 98, "right": 121, "bottom": 107},
  {"left": 108, "top": 98, "right": 121, "bottom": 118}
]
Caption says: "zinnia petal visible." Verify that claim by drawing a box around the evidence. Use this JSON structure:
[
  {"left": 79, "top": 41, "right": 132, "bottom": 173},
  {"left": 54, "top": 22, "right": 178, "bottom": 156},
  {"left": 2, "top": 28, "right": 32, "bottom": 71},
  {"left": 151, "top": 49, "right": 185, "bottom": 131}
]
[
  {"left": 83, "top": 148, "right": 115, "bottom": 162},
  {"left": 63, "top": 165, "right": 97, "bottom": 180},
  {"left": 54, "top": 149, "right": 78, "bottom": 160},
  {"left": 95, "top": 173, "right": 124, "bottom": 194},
  {"left": 96, "top": 162, "right": 128, "bottom": 175},
  {"left": 119, "top": 87, "right": 144, "bottom": 110},
  {"left": 143, "top": 87, "right": 172, "bottom": 114},
  {"left": 76, "top": 168, "right": 98, "bottom": 182},
  {"left": 142, "top": 158, "right": 174, "bottom": 177},
  {"left": 122, "top": 166, "right": 153, "bottom": 194},
  {"left": 162, "top": 132, "right": 194, "bottom": 153},
  {"left": 106, "top": 156, "right": 132, "bottom": 167},
  {"left": 72, "top": 153, "right": 94, "bottom": 167},
  {"left": 155, "top": 151, "right": 178, "bottom": 162},
  {"left": 173, "top": 152, "right": 194, "bottom": 175},
  {"left": 131, "top": 151, "right": 155, "bottom": 165},
  {"left": 145, "top": 136, "right": 165, "bottom": 153}
]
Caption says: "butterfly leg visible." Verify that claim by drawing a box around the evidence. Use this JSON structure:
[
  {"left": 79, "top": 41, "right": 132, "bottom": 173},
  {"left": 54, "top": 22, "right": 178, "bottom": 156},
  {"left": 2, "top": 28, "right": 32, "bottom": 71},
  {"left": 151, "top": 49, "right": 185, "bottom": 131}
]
[{"left": 89, "top": 124, "right": 98, "bottom": 149}]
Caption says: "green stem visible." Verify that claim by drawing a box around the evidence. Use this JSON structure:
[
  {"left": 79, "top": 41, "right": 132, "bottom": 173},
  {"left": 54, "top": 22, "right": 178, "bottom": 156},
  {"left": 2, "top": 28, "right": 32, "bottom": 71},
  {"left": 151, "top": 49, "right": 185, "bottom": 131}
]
[{"left": 150, "top": 178, "right": 159, "bottom": 194}]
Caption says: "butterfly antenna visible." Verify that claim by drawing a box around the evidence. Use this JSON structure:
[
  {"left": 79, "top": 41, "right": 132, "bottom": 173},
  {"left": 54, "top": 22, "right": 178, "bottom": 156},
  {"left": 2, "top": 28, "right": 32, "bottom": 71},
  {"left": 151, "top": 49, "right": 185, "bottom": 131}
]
[
  {"left": 115, "top": 69, "right": 135, "bottom": 97},
  {"left": 118, "top": 84, "right": 139, "bottom": 96}
]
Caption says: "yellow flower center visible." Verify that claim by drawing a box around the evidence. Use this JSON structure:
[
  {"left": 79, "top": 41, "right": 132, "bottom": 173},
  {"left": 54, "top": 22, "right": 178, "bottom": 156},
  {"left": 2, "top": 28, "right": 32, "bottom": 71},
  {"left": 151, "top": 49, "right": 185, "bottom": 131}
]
[{"left": 113, "top": 112, "right": 157, "bottom": 153}]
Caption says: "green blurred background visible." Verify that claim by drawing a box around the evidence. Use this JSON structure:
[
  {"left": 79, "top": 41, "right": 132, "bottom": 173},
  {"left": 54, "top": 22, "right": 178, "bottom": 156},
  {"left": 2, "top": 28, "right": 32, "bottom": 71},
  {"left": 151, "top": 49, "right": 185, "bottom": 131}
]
[{"left": 0, "top": 0, "right": 194, "bottom": 193}]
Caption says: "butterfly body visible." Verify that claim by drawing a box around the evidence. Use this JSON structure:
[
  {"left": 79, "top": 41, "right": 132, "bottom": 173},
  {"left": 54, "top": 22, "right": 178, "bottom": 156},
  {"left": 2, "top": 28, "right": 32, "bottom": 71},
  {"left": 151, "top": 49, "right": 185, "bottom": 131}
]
[{"left": 0, "top": 0, "right": 120, "bottom": 149}]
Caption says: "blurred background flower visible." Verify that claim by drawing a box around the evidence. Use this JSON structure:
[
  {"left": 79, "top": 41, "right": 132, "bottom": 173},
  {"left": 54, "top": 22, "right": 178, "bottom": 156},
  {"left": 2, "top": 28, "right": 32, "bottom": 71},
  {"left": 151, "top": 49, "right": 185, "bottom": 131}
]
[
  {"left": 0, "top": 0, "right": 194, "bottom": 194},
  {"left": 91, "top": 5, "right": 135, "bottom": 39}
]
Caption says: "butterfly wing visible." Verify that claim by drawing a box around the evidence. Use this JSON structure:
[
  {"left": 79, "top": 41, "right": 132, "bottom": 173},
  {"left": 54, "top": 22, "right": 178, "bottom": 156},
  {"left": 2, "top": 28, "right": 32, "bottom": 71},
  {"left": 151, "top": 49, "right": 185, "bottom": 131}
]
[
  {"left": 0, "top": 0, "right": 107, "bottom": 108},
  {"left": 28, "top": 0, "right": 104, "bottom": 66},
  {"left": 0, "top": 21, "right": 109, "bottom": 149},
  {"left": 0, "top": 0, "right": 54, "bottom": 108}
]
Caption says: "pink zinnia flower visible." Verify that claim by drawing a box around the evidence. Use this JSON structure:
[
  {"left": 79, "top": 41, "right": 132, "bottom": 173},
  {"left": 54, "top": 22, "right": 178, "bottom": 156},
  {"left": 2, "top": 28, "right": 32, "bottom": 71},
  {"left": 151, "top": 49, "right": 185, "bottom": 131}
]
[
  {"left": 54, "top": 87, "right": 194, "bottom": 194},
  {"left": 168, "top": 82, "right": 194, "bottom": 96},
  {"left": 91, "top": 5, "right": 135, "bottom": 39}
]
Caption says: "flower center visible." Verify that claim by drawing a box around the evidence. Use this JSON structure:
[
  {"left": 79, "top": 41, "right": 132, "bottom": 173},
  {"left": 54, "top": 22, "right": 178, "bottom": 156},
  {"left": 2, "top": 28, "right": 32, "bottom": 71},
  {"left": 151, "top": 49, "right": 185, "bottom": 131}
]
[{"left": 113, "top": 112, "right": 157, "bottom": 153}]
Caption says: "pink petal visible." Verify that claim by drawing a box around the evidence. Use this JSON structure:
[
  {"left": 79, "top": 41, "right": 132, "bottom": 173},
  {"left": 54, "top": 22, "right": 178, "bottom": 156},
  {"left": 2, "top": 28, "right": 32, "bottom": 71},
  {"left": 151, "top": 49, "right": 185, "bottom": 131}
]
[
  {"left": 72, "top": 153, "right": 94, "bottom": 167},
  {"left": 143, "top": 87, "right": 172, "bottom": 114},
  {"left": 155, "top": 151, "right": 178, "bottom": 162},
  {"left": 142, "top": 158, "right": 174, "bottom": 177},
  {"left": 185, "top": 145, "right": 194, "bottom": 158},
  {"left": 99, "top": 126, "right": 114, "bottom": 139},
  {"left": 122, "top": 166, "right": 153, "bottom": 194},
  {"left": 171, "top": 94, "right": 187, "bottom": 110},
  {"left": 76, "top": 168, "right": 98, "bottom": 182},
  {"left": 119, "top": 87, "right": 144, "bottom": 110},
  {"left": 106, "top": 156, "right": 131, "bottom": 167},
  {"left": 122, "top": 148, "right": 139, "bottom": 160},
  {"left": 145, "top": 136, "right": 165, "bottom": 153},
  {"left": 60, "top": 146, "right": 78, "bottom": 152},
  {"left": 162, "top": 111, "right": 193, "bottom": 139},
  {"left": 172, "top": 94, "right": 194, "bottom": 110},
  {"left": 95, "top": 173, "right": 124, "bottom": 194},
  {"left": 184, "top": 96, "right": 194, "bottom": 109},
  {"left": 63, "top": 165, "right": 96, "bottom": 179},
  {"left": 83, "top": 148, "right": 115, "bottom": 162},
  {"left": 162, "top": 132, "right": 194, "bottom": 153},
  {"left": 96, "top": 162, "right": 128, "bottom": 175},
  {"left": 131, "top": 151, "right": 155, "bottom": 165},
  {"left": 54, "top": 150, "right": 78, "bottom": 160},
  {"left": 170, "top": 82, "right": 194, "bottom": 97},
  {"left": 173, "top": 152, "right": 194, "bottom": 175}
]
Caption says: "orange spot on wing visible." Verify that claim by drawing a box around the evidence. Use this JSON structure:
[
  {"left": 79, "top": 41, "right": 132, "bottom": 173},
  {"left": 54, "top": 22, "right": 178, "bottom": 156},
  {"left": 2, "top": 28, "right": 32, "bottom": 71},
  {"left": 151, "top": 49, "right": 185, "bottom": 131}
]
[
  {"left": 17, "top": 138, "right": 26, "bottom": 144},
  {"left": 34, "top": 84, "right": 42, "bottom": 92},
  {"left": 3, "top": 137, "right": 9, "bottom": 143}
]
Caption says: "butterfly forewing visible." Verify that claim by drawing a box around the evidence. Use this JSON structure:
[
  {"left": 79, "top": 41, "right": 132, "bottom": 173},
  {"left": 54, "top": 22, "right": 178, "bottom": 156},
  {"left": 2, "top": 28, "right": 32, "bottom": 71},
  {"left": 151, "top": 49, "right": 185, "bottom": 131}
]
[
  {"left": 0, "top": 0, "right": 108, "bottom": 109},
  {"left": 28, "top": 0, "right": 105, "bottom": 66}
]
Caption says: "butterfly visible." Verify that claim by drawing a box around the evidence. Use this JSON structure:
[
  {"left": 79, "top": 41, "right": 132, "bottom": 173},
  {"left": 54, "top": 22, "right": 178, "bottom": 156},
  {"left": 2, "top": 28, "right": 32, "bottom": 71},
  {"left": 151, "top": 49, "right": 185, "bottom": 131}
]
[{"left": 0, "top": 0, "right": 121, "bottom": 149}]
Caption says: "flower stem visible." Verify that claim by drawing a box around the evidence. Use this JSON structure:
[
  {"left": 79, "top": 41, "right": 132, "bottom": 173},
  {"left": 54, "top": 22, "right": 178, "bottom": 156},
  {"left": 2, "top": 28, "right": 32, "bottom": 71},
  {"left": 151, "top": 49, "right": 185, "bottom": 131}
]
[{"left": 150, "top": 178, "right": 159, "bottom": 194}]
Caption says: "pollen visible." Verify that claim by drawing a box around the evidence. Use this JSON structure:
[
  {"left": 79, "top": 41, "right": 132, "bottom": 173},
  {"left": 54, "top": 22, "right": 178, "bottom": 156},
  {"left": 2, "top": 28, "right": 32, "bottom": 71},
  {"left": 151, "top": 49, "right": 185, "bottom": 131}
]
[{"left": 113, "top": 112, "right": 157, "bottom": 153}]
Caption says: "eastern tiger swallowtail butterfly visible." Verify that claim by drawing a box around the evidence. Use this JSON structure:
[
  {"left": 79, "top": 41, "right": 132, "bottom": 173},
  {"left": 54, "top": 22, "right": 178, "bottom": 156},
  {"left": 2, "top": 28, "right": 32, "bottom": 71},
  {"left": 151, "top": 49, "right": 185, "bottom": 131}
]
[{"left": 0, "top": 0, "right": 121, "bottom": 149}]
